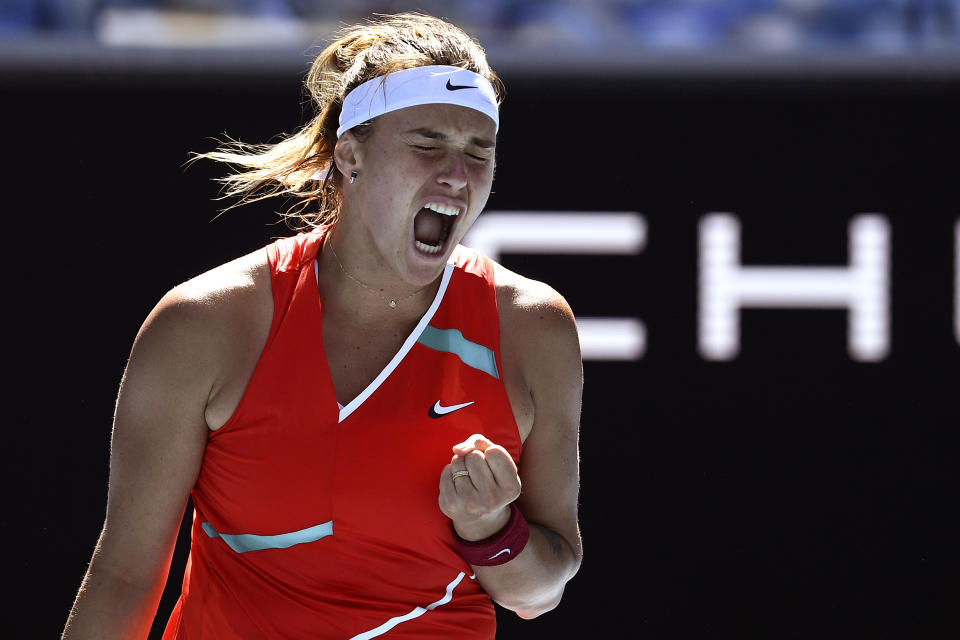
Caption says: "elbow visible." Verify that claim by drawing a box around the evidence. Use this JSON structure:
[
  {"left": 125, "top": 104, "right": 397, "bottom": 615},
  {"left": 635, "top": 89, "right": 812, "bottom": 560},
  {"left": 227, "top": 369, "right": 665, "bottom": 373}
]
[
  {"left": 496, "top": 586, "right": 565, "bottom": 620},
  {"left": 515, "top": 599, "right": 560, "bottom": 620},
  {"left": 487, "top": 537, "right": 582, "bottom": 619}
]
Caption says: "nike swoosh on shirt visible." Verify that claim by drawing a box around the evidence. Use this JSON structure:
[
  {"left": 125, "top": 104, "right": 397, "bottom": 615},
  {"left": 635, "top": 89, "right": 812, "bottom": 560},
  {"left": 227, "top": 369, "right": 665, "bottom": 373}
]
[
  {"left": 428, "top": 400, "right": 475, "bottom": 418},
  {"left": 445, "top": 79, "right": 476, "bottom": 91},
  {"left": 488, "top": 548, "right": 511, "bottom": 560}
]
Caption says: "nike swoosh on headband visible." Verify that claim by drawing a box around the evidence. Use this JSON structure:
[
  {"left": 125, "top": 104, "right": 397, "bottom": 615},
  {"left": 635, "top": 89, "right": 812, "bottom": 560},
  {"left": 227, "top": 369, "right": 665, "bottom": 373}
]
[
  {"left": 429, "top": 400, "right": 475, "bottom": 418},
  {"left": 488, "top": 548, "right": 511, "bottom": 560},
  {"left": 445, "top": 79, "right": 476, "bottom": 91}
]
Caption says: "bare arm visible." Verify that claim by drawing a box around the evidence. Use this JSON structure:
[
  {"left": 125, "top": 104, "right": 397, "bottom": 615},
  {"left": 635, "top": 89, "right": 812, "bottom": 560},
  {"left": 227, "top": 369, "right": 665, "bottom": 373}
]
[
  {"left": 61, "top": 290, "right": 219, "bottom": 639},
  {"left": 439, "top": 276, "right": 583, "bottom": 619}
]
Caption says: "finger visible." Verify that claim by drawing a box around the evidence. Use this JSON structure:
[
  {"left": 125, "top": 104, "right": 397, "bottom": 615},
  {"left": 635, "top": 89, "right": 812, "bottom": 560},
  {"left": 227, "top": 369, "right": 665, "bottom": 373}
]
[
  {"left": 453, "top": 433, "right": 493, "bottom": 456},
  {"left": 446, "top": 456, "right": 475, "bottom": 494},
  {"left": 442, "top": 462, "right": 474, "bottom": 498},
  {"left": 452, "top": 442, "right": 476, "bottom": 457},
  {"left": 451, "top": 469, "right": 473, "bottom": 488},
  {"left": 452, "top": 471, "right": 477, "bottom": 497},
  {"left": 439, "top": 464, "right": 462, "bottom": 516},
  {"left": 450, "top": 454, "right": 471, "bottom": 481},
  {"left": 462, "top": 449, "right": 497, "bottom": 494},
  {"left": 482, "top": 445, "right": 520, "bottom": 489}
]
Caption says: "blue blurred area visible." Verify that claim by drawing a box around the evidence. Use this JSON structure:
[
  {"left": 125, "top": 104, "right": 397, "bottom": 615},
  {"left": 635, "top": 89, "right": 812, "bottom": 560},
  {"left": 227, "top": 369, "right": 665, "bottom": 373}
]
[{"left": 0, "top": 0, "right": 958, "bottom": 51}]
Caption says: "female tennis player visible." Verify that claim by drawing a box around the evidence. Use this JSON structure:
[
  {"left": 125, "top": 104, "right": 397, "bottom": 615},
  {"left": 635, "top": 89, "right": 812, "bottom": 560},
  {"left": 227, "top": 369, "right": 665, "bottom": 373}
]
[{"left": 62, "top": 12, "right": 582, "bottom": 639}]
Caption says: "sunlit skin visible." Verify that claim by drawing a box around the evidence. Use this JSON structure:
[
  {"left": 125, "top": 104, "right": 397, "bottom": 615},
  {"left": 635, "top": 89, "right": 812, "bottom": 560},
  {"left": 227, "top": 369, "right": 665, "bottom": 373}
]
[{"left": 327, "top": 103, "right": 497, "bottom": 296}]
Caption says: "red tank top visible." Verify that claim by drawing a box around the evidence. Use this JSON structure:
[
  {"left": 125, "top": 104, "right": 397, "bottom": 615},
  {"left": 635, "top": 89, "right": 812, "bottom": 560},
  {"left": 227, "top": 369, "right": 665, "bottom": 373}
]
[{"left": 163, "top": 229, "right": 521, "bottom": 639}]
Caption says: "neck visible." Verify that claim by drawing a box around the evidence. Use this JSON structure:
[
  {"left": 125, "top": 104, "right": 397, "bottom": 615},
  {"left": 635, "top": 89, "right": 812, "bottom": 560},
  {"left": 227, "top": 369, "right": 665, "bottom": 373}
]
[{"left": 318, "top": 229, "right": 442, "bottom": 320}]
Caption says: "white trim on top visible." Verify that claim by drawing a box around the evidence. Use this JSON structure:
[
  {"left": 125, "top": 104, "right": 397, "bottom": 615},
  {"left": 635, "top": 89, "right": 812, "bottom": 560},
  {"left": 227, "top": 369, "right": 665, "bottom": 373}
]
[{"left": 337, "top": 262, "right": 454, "bottom": 423}]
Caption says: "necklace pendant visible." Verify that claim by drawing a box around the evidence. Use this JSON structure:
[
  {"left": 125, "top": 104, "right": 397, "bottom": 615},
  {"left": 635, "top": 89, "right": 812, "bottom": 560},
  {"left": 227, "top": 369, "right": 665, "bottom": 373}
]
[{"left": 389, "top": 300, "right": 397, "bottom": 308}]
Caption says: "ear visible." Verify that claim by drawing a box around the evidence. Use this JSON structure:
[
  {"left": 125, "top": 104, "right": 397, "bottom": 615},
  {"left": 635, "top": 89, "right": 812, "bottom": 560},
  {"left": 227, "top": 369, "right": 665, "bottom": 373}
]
[{"left": 333, "top": 131, "right": 362, "bottom": 177}]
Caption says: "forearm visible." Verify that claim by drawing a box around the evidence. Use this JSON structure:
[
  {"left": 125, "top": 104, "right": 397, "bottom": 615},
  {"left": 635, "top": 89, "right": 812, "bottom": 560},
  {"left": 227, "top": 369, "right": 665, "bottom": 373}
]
[
  {"left": 471, "top": 521, "right": 581, "bottom": 619},
  {"left": 62, "top": 557, "right": 167, "bottom": 640}
]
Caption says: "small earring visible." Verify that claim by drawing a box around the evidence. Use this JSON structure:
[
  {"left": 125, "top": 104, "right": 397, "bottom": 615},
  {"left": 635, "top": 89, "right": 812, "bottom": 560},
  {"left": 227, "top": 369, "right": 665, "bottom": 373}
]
[{"left": 349, "top": 171, "right": 357, "bottom": 184}]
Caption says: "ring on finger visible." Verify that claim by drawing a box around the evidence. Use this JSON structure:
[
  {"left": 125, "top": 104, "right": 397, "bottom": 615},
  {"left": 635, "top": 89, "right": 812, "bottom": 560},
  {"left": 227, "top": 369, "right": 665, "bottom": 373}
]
[{"left": 452, "top": 469, "right": 470, "bottom": 480}]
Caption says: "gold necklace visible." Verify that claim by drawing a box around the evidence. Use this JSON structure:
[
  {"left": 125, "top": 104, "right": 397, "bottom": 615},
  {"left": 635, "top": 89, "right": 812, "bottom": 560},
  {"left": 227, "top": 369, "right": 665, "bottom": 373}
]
[{"left": 327, "top": 239, "right": 429, "bottom": 309}]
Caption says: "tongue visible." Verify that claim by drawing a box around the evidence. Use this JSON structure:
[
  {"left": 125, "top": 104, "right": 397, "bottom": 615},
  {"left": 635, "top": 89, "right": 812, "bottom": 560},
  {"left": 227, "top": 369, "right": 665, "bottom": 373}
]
[{"left": 414, "top": 208, "right": 444, "bottom": 245}]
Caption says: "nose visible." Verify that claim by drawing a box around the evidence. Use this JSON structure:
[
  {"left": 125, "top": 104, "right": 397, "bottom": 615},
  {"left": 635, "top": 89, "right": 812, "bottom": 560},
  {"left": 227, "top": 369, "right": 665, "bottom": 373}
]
[{"left": 435, "top": 152, "right": 468, "bottom": 191}]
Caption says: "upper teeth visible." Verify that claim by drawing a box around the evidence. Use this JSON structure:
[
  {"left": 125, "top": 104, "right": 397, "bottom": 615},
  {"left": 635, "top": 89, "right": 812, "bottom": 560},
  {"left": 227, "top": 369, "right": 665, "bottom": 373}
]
[{"left": 425, "top": 202, "right": 459, "bottom": 216}]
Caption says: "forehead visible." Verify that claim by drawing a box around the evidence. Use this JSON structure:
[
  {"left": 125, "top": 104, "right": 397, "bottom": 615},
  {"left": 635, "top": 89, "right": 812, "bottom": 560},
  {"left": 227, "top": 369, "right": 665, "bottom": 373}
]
[{"left": 377, "top": 104, "right": 497, "bottom": 144}]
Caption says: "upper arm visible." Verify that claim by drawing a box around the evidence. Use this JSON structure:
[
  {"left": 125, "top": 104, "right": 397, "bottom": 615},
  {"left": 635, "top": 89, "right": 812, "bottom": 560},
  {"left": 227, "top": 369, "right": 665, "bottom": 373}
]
[
  {"left": 499, "top": 273, "right": 584, "bottom": 571},
  {"left": 96, "top": 288, "right": 218, "bottom": 586}
]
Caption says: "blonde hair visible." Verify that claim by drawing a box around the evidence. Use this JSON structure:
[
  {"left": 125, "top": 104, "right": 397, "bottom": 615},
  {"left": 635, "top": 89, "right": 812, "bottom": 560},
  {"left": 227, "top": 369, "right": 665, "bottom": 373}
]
[{"left": 197, "top": 13, "right": 504, "bottom": 229}]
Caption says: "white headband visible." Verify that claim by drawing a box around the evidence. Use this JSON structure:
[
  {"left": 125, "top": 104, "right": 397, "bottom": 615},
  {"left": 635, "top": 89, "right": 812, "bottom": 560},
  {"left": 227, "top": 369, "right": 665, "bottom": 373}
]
[{"left": 336, "top": 65, "right": 499, "bottom": 138}]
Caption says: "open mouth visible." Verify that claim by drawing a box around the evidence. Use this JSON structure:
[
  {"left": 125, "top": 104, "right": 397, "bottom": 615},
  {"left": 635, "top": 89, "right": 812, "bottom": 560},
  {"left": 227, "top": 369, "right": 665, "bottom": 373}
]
[{"left": 413, "top": 202, "right": 459, "bottom": 255}]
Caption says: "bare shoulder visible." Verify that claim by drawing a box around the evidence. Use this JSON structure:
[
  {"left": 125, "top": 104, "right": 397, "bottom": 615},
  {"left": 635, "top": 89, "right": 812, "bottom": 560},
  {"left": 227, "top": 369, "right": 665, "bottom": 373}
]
[
  {"left": 112, "top": 245, "right": 272, "bottom": 468},
  {"left": 164, "top": 247, "right": 270, "bottom": 315},
  {"left": 493, "top": 261, "right": 580, "bottom": 361},
  {"left": 128, "top": 247, "right": 272, "bottom": 421},
  {"left": 147, "top": 248, "right": 270, "bottom": 344}
]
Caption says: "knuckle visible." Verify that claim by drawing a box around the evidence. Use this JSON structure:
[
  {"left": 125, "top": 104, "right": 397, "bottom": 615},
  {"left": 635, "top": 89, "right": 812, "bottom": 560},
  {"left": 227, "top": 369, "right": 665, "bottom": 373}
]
[{"left": 486, "top": 447, "right": 508, "bottom": 462}]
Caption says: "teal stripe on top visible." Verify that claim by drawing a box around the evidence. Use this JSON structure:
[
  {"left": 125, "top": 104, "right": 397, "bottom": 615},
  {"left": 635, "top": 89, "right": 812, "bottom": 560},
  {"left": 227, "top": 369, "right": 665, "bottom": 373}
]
[
  {"left": 202, "top": 520, "right": 333, "bottom": 554},
  {"left": 417, "top": 326, "right": 499, "bottom": 379}
]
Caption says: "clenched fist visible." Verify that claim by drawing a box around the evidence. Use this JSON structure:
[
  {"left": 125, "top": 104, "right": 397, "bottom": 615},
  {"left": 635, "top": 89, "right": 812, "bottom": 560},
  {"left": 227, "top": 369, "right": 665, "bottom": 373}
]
[{"left": 439, "top": 434, "right": 522, "bottom": 541}]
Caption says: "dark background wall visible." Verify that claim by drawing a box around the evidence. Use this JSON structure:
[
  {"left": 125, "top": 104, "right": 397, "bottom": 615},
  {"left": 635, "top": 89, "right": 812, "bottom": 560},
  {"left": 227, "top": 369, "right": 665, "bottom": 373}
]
[{"left": 2, "top": 65, "right": 957, "bottom": 637}]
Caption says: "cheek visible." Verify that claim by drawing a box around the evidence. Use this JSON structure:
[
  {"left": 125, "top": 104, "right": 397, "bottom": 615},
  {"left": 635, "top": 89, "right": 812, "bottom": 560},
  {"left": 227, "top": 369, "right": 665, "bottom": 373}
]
[
  {"left": 470, "top": 161, "right": 494, "bottom": 184},
  {"left": 365, "top": 168, "right": 409, "bottom": 209},
  {"left": 471, "top": 167, "right": 494, "bottom": 201}
]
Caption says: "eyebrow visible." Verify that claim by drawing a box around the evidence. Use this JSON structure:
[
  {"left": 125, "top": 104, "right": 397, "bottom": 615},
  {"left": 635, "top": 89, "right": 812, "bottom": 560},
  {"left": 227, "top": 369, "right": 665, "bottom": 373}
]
[{"left": 403, "top": 128, "right": 496, "bottom": 149}]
